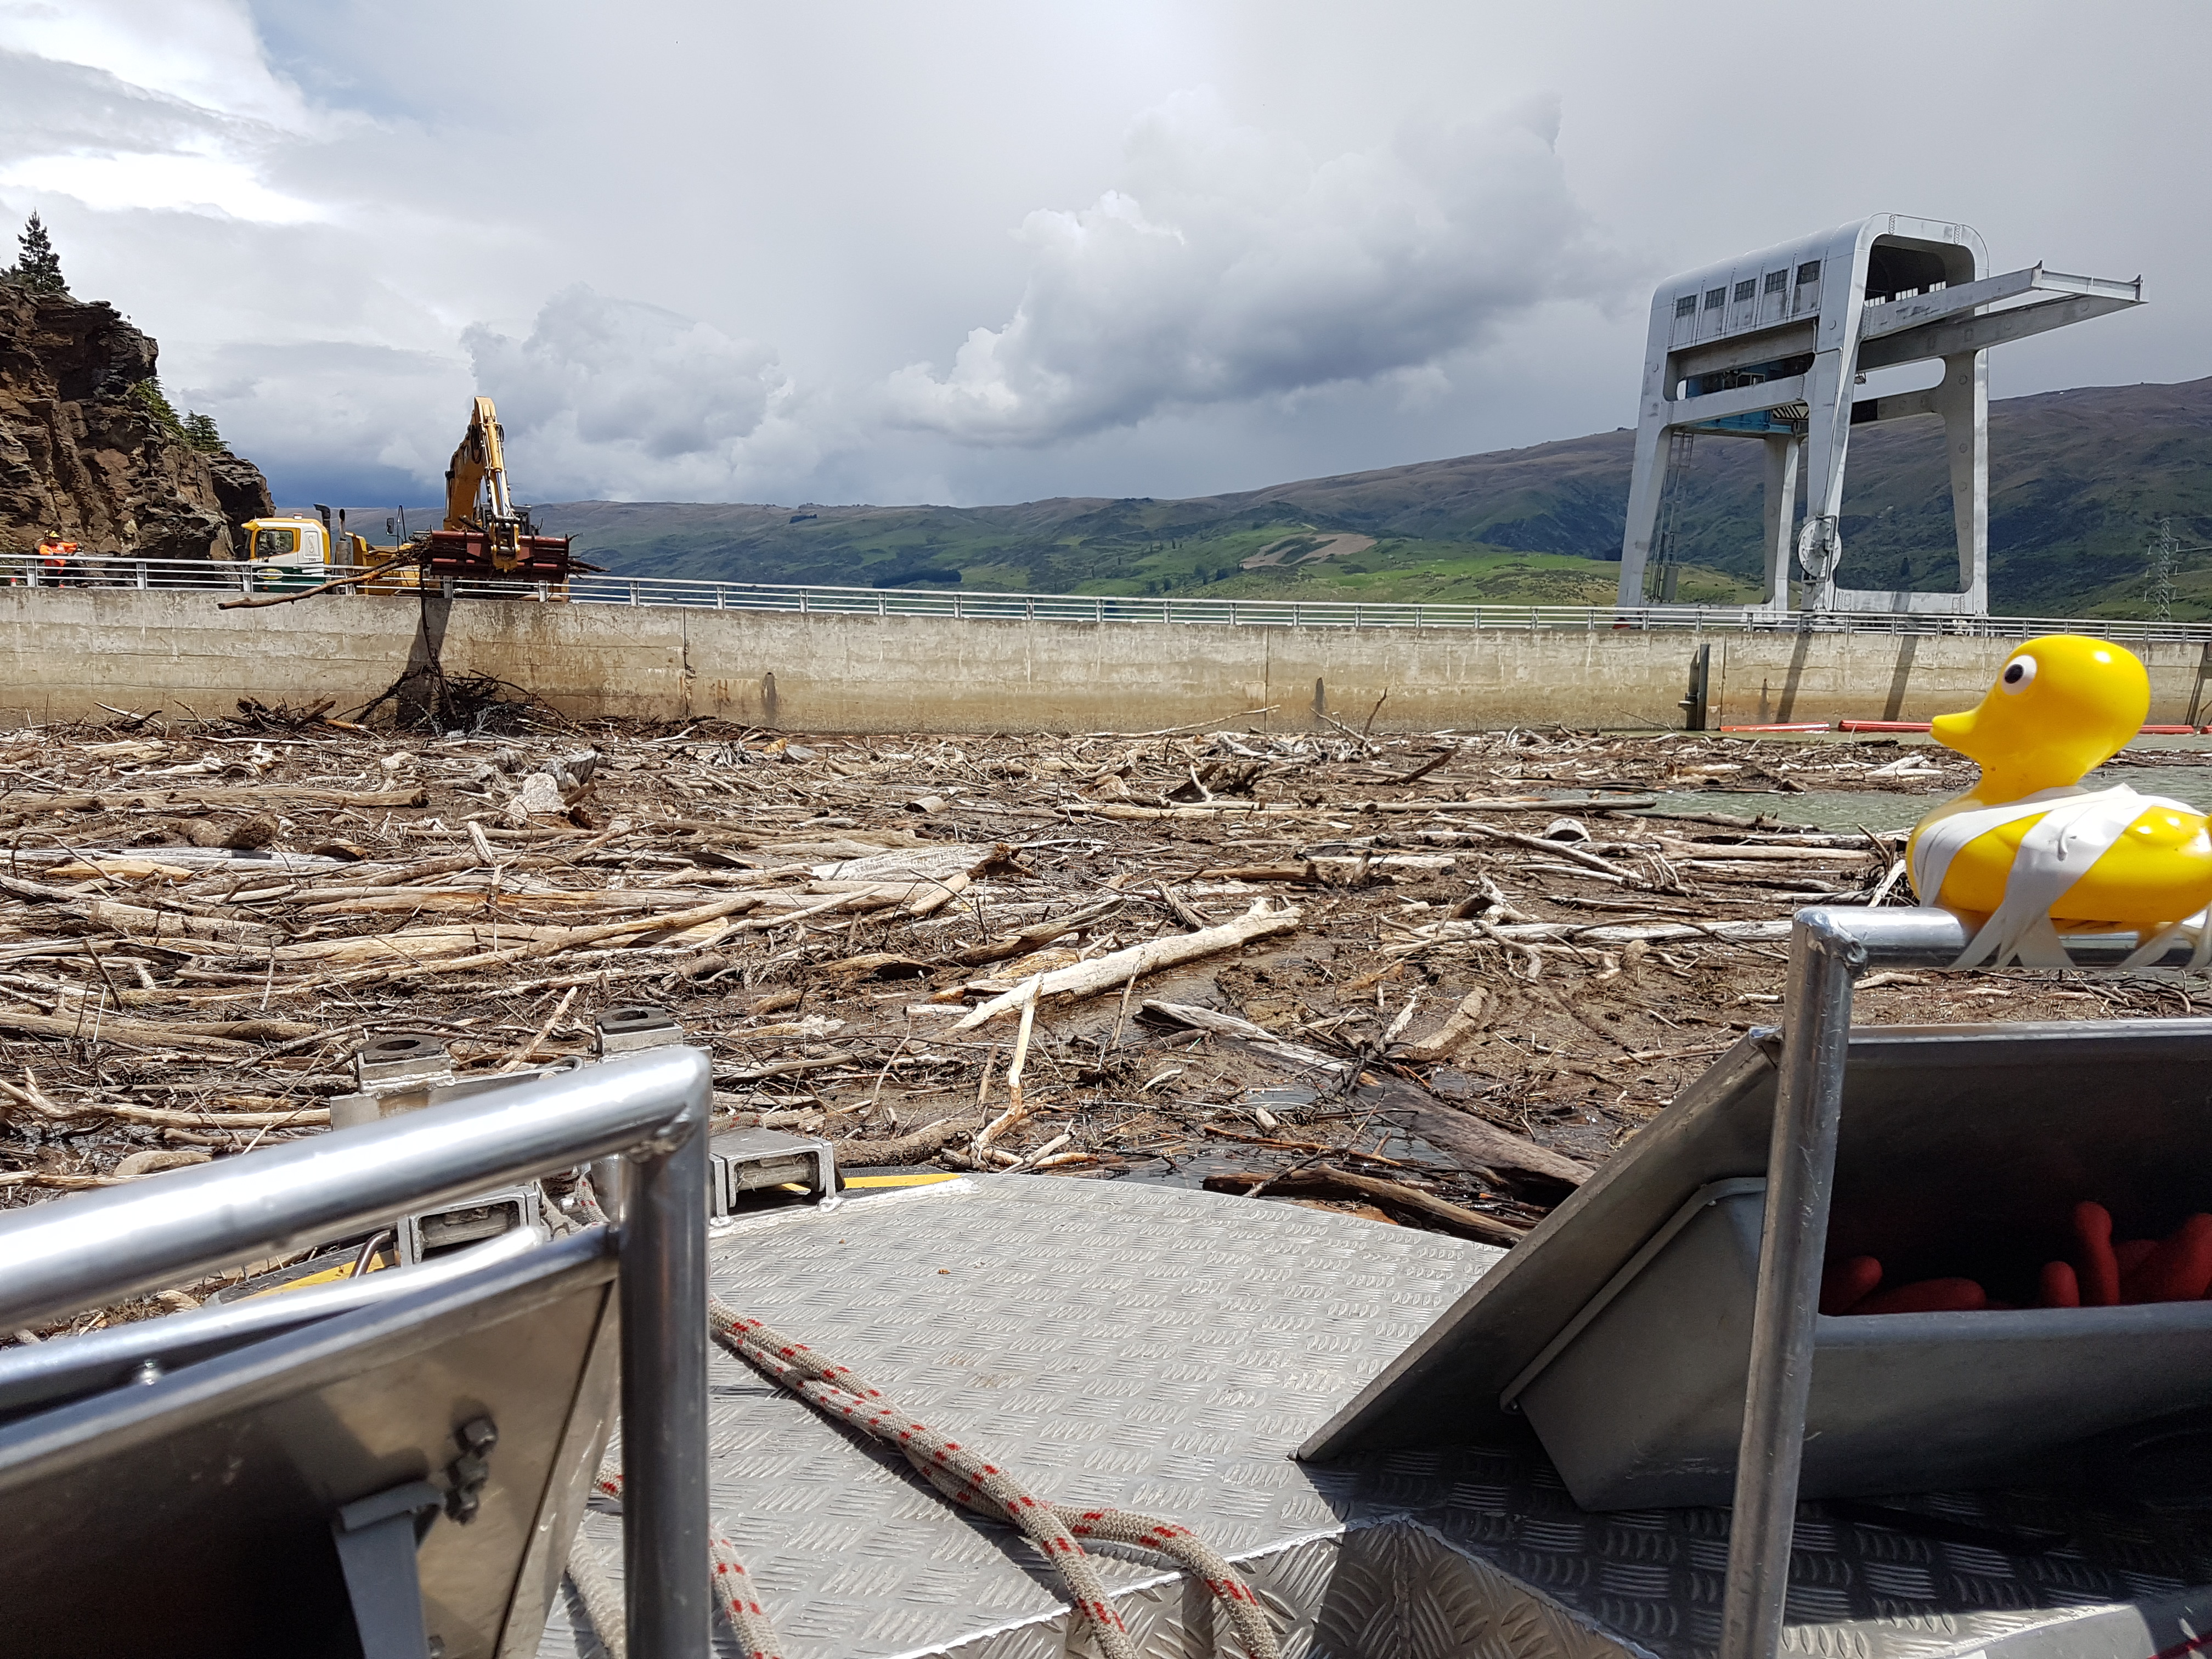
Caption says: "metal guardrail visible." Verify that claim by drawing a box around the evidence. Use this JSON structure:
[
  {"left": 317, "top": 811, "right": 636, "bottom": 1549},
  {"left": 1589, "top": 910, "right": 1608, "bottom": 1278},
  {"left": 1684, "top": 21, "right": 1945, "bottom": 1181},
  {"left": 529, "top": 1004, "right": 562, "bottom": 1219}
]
[
  {"left": 0, "top": 1045, "right": 713, "bottom": 1657},
  {"left": 1723, "top": 910, "right": 2209, "bottom": 1659},
  {"left": 11, "top": 553, "right": 2212, "bottom": 644}
]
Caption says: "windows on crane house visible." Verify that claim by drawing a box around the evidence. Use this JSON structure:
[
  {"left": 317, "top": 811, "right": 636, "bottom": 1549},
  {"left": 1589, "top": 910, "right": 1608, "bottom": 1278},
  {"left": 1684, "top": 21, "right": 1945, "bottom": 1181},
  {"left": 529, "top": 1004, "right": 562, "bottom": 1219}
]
[
  {"left": 1667, "top": 234, "right": 1973, "bottom": 352},
  {"left": 1671, "top": 259, "right": 1825, "bottom": 345}
]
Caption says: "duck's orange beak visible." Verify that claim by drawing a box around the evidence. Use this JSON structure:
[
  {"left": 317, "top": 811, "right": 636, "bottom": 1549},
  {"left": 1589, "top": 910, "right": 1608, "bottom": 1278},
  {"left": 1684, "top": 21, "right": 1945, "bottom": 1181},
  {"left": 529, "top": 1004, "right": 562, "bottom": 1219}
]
[{"left": 1929, "top": 705, "right": 1979, "bottom": 758}]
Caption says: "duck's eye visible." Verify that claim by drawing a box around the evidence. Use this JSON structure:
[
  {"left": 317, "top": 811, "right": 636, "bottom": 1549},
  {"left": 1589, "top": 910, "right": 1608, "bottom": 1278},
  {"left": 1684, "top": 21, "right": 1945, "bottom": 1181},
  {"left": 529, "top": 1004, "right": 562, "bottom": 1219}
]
[{"left": 2001, "top": 656, "right": 2038, "bottom": 693}]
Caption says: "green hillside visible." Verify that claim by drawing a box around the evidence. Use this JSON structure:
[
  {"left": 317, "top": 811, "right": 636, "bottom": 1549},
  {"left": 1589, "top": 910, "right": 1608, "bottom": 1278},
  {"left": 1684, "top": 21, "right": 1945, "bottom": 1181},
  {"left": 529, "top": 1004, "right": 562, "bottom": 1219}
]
[{"left": 533, "top": 375, "right": 2212, "bottom": 617}]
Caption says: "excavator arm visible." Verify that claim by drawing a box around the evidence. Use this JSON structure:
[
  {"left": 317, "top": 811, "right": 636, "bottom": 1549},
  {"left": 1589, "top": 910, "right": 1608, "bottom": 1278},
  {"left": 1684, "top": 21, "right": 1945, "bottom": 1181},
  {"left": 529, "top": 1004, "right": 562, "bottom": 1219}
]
[
  {"left": 421, "top": 396, "right": 573, "bottom": 586},
  {"left": 442, "top": 402, "right": 486, "bottom": 532},
  {"left": 442, "top": 397, "right": 523, "bottom": 568}
]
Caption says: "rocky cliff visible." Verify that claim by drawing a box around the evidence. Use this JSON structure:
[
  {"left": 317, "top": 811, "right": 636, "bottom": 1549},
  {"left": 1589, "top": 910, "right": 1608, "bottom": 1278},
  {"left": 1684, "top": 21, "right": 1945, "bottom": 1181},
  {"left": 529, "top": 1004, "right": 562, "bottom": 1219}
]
[{"left": 0, "top": 283, "right": 272, "bottom": 561}]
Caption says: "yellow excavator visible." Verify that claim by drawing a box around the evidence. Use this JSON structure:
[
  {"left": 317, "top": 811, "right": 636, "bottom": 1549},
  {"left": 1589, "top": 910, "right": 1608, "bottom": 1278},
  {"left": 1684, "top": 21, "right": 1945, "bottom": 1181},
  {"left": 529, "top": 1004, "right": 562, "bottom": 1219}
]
[
  {"left": 421, "top": 396, "right": 574, "bottom": 583},
  {"left": 238, "top": 397, "right": 572, "bottom": 592}
]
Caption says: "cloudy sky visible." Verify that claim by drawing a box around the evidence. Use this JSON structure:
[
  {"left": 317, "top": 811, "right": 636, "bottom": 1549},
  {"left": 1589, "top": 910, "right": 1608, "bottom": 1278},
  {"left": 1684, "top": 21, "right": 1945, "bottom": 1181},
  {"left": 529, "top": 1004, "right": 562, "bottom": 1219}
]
[{"left": 3, "top": 1, "right": 2205, "bottom": 511}]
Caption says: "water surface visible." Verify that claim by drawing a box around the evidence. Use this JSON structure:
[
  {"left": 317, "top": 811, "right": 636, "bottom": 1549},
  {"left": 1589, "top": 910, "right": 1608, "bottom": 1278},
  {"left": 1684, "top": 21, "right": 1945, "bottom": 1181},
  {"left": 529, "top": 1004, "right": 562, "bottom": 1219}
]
[{"left": 1635, "top": 764, "right": 2212, "bottom": 835}]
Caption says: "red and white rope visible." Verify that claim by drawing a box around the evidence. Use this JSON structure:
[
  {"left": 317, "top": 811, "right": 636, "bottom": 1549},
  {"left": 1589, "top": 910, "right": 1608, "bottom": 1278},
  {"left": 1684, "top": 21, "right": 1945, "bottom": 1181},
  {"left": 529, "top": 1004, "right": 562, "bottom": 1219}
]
[
  {"left": 589, "top": 1466, "right": 785, "bottom": 1659},
  {"left": 562, "top": 1184, "right": 1274, "bottom": 1659},
  {"left": 707, "top": 1299, "right": 1279, "bottom": 1659}
]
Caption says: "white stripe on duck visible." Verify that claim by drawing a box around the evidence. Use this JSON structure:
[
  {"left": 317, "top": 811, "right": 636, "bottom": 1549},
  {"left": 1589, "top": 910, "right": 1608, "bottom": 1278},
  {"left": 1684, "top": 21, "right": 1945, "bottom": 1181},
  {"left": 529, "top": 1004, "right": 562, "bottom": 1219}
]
[{"left": 1905, "top": 636, "right": 2212, "bottom": 968}]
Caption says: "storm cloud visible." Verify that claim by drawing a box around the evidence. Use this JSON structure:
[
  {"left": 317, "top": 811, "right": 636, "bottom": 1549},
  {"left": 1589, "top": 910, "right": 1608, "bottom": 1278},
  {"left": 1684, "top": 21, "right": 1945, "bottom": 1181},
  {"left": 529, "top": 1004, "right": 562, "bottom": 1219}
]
[
  {"left": 885, "top": 94, "right": 1605, "bottom": 444},
  {"left": 466, "top": 287, "right": 802, "bottom": 499},
  {"left": 0, "top": 1, "right": 2203, "bottom": 509}
]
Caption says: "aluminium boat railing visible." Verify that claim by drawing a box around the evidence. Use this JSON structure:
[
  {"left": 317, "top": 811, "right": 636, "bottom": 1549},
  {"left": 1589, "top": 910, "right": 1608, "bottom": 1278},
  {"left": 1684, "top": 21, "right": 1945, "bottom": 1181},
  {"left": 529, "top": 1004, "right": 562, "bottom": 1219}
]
[
  {"left": 11, "top": 553, "right": 2212, "bottom": 644},
  {"left": 1720, "top": 909, "right": 2211, "bottom": 1659},
  {"left": 0, "top": 1043, "right": 713, "bottom": 1658}
]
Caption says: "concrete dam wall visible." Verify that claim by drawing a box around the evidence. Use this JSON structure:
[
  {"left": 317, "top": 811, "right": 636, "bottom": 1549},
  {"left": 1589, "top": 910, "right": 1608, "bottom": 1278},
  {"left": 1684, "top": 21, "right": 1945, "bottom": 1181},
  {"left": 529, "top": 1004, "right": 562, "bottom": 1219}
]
[{"left": 5, "top": 587, "right": 2209, "bottom": 732}]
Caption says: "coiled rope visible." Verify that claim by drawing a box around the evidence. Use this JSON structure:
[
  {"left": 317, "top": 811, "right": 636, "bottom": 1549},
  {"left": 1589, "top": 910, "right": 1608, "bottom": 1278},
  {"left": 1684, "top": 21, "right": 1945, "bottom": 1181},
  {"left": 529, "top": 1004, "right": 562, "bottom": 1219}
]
[{"left": 562, "top": 1259, "right": 1277, "bottom": 1659}]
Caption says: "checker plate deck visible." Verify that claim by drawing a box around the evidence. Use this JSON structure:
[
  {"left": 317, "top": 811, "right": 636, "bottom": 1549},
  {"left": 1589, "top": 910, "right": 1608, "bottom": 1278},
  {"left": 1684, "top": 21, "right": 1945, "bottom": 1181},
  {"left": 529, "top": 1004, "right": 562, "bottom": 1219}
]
[{"left": 534, "top": 1177, "right": 2212, "bottom": 1659}]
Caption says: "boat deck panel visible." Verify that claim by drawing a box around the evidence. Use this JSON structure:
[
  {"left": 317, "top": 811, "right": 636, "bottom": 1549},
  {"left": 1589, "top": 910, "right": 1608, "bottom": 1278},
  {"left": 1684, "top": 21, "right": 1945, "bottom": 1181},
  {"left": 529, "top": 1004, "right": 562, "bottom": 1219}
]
[{"left": 534, "top": 1176, "right": 2212, "bottom": 1659}]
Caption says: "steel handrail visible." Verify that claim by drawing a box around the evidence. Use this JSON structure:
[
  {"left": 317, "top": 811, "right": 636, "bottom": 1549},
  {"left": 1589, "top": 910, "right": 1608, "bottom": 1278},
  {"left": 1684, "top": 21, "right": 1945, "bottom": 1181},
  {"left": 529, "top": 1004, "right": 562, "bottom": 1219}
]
[
  {"left": 12, "top": 554, "right": 2212, "bottom": 645},
  {"left": 0, "top": 1226, "right": 546, "bottom": 1413},
  {"left": 0, "top": 1045, "right": 713, "bottom": 1658},
  {"left": 1720, "top": 910, "right": 2205, "bottom": 1659}
]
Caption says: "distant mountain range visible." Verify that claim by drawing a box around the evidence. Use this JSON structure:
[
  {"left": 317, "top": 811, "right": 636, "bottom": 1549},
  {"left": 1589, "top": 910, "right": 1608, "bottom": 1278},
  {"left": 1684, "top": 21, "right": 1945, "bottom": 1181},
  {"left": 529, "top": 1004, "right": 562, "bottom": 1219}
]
[{"left": 527, "top": 375, "right": 2212, "bottom": 617}]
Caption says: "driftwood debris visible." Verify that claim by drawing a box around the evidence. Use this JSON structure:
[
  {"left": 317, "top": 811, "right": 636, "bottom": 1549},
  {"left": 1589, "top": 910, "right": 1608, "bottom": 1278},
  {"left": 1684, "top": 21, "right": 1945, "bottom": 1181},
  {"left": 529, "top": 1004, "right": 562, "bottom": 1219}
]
[
  {"left": 1139, "top": 1000, "right": 1357, "bottom": 1074},
  {"left": 215, "top": 558, "right": 415, "bottom": 611},
  {"left": 1203, "top": 1167, "right": 1527, "bottom": 1246},
  {"left": 840, "top": 1113, "right": 986, "bottom": 1165},
  {"left": 7, "top": 706, "right": 2189, "bottom": 1335},
  {"left": 1396, "top": 988, "right": 1496, "bottom": 1063},
  {"left": 952, "top": 901, "right": 1300, "bottom": 1029},
  {"left": 1389, "top": 1096, "right": 1595, "bottom": 1187}
]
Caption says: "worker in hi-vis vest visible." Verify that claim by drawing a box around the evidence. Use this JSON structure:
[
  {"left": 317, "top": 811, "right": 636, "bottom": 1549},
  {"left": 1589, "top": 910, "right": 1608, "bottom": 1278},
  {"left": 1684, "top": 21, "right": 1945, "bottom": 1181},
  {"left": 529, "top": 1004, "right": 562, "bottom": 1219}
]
[{"left": 35, "top": 532, "right": 77, "bottom": 584}]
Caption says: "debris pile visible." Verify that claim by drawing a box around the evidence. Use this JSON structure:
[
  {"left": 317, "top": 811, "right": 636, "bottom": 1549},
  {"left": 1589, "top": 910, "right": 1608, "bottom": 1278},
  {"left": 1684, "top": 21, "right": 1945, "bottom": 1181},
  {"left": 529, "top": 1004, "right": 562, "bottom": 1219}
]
[{"left": 1, "top": 713, "right": 2200, "bottom": 1324}]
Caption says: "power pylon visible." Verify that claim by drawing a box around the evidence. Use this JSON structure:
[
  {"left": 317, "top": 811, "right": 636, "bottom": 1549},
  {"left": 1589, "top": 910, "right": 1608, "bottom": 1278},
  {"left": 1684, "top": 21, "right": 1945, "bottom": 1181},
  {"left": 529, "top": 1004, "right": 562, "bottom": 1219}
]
[{"left": 2150, "top": 518, "right": 2180, "bottom": 623}]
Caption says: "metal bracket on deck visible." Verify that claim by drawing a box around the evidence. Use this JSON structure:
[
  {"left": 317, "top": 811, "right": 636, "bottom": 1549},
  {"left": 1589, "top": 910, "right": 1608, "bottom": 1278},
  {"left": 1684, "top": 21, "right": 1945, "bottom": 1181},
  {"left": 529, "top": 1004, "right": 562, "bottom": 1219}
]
[
  {"left": 710, "top": 1126, "right": 839, "bottom": 1216},
  {"left": 595, "top": 1006, "right": 842, "bottom": 1215},
  {"left": 330, "top": 1480, "right": 445, "bottom": 1659},
  {"left": 331, "top": 1035, "right": 557, "bottom": 1263},
  {"left": 596, "top": 1005, "right": 686, "bottom": 1056}
]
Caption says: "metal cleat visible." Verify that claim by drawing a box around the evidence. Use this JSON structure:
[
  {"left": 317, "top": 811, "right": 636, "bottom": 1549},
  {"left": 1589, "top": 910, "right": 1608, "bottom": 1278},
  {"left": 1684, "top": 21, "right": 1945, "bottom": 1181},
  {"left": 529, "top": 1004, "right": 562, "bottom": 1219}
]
[
  {"left": 329, "top": 1032, "right": 452, "bottom": 1128},
  {"left": 708, "top": 1126, "right": 838, "bottom": 1218},
  {"left": 594, "top": 1004, "right": 684, "bottom": 1055}
]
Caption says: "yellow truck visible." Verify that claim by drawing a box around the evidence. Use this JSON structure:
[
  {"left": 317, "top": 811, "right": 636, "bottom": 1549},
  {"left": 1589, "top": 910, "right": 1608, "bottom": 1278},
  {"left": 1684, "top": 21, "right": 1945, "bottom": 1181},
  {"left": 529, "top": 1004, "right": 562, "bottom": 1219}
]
[{"left": 239, "top": 506, "right": 416, "bottom": 593}]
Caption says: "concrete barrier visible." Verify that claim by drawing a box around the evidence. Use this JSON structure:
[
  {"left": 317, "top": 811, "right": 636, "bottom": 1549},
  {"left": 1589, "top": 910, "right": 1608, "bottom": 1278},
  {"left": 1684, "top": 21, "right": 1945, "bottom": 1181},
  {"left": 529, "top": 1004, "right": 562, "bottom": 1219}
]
[{"left": 5, "top": 586, "right": 2209, "bottom": 732}]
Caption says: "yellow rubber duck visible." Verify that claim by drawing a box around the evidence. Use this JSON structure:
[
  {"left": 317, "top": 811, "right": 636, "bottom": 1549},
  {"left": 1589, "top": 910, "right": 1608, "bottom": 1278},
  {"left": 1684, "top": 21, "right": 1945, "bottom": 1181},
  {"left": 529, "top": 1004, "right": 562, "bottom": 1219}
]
[{"left": 1908, "top": 635, "right": 2212, "bottom": 930}]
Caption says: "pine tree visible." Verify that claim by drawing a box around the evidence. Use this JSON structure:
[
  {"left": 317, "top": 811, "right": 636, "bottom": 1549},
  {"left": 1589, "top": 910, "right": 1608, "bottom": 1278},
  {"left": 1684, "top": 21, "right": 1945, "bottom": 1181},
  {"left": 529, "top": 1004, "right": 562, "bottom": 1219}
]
[
  {"left": 129, "top": 378, "right": 185, "bottom": 438},
  {"left": 182, "top": 411, "right": 225, "bottom": 454},
  {"left": 13, "top": 213, "right": 64, "bottom": 294}
]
